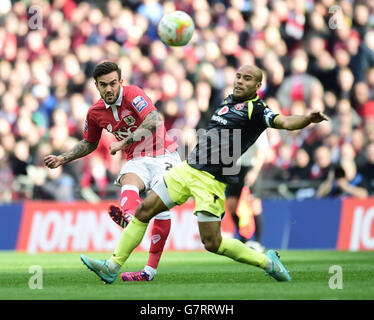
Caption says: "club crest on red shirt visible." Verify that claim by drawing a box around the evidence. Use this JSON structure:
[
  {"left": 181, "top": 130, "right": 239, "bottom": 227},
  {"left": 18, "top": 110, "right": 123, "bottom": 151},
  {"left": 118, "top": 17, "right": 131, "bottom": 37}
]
[{"left": 121, "top": 109, "right": 131, "bottom": 118}]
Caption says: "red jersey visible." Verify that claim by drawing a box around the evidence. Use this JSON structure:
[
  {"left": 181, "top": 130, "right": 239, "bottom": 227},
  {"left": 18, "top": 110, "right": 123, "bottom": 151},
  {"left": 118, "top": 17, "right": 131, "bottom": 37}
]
[{"left": 84, "top": 85, "right": 178, "bottom": 161}]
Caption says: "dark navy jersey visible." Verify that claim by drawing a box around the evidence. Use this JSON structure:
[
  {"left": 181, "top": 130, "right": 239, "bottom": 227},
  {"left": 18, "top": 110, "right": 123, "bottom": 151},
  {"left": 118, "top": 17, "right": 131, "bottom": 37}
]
[{"left": 187, "top": 94, "right": 279, "bottom": 184}]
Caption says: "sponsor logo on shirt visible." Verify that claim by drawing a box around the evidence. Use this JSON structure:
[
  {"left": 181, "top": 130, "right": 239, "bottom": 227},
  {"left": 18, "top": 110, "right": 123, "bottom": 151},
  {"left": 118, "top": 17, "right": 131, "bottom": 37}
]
[
  {"left": 217, "top": 106, "right": 229, "bottom": 115},
  {"left": 211, "top": 115, "right": 228, "bottom": 125},
  {"left": 132, "top": 96, "right": 148, "bottom": 113},
  {"left": 123, "top": 115, "right": 136, "bottom": 126},
  {"left": 113, "top": 126, "right": 137, "bottom": 140}
]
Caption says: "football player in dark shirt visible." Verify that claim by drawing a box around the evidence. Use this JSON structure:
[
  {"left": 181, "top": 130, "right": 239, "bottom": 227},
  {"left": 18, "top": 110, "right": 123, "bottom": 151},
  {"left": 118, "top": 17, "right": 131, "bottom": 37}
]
[{"left": 81, "top": 64, "right": 328, "bottom": 284}]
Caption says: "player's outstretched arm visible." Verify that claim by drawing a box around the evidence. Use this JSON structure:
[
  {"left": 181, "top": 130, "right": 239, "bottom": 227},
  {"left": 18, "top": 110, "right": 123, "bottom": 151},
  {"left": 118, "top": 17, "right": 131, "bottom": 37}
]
[
  {"left": 44, "top": 139, "right": 98, "bottom": 168},
  {"left": 110, "top": 110, "right": 160, "bottom": 155},
  {"left": 273, "top": 111, "right": 328, "bottom": 131}
]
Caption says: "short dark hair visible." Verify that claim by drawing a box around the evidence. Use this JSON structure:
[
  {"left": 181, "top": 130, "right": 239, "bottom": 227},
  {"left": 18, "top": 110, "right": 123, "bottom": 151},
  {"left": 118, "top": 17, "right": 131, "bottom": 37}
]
[{"left": 93, "top": 62, "right": 121, "bottom": 81}]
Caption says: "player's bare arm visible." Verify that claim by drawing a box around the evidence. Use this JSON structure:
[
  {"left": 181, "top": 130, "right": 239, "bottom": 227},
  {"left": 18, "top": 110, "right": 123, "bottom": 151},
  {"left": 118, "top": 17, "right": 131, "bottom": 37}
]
[
  {"left": 44, "top": 139, "right": 98, "bottom": 168},
  {"left": 109, "top": 110, "right": 160, "bottom": 155},
  {"left": 274, "top": 111, "right": 328, "bottom": 131}
]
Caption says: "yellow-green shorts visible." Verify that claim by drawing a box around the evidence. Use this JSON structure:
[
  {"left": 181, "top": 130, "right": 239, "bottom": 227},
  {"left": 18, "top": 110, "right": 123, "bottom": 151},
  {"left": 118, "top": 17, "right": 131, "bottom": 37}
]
[{"left": 163, "top": 161, "right": 227, "bottom": 218}]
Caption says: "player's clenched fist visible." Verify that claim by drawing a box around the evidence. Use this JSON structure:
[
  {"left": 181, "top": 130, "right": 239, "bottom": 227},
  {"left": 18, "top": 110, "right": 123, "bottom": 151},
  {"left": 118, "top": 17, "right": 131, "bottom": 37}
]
[{"left": 44, "top": 155, "right": 64, "bottom": 168}]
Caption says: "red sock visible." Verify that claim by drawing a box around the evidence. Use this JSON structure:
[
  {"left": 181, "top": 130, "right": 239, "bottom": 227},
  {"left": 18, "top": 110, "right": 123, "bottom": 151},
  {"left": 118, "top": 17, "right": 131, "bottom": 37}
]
[
  {"left": 147, "top": 219, "right": 171, "bottom": 269},
  {"left": 120, "top": 186, "right": 141, "bottom": 216}
]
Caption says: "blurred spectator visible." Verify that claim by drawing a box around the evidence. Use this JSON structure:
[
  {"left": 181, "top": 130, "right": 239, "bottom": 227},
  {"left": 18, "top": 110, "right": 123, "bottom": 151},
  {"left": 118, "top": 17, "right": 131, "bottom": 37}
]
[
  {"left": 340, "top": 142, "right": 356, "bottom": 163},
  {"left": 137, "top": 0, "right": 163, "bottom": 40},
  {"left": 323, "top": 132, "right": 340, "bottom": 164},
  {"left": 358, "top": 142, "right": 374, "bottom": 195},
  {"left": 310, "top": 145, "right": 333, "bottom": 181},
  {"left": 10, "top": 140, "right": 30, "bottom": 176},
  {"left": 31, "top": 166, "right": 76, "bottom": 201},
  {"left": 316, "top": 158, "right": 368, "bottom": 199},
  {"left": 331, "top": 99, "right": 361, "bottom": 144},
  {"left": 351, "top": 128, "right": 367, "bottom": 168},
  {"left": 366, "top": 67, "right": 374, "bottom": 98},
  {"left": 307, "top": 35, "right": 339, "bottom": 92},
  {"left": 353, "top": 81, "right": 374, "bottom": 123},
  {"left": 286, "top": 146, "right": 317, "bottom": 200},
  {"left": 288, "top": 148, "right": 311, "bottom": 182},
  {"left": 81, "top": 154, "right": 116, "bottom": 199},
  {"left": 0, "top": 145, "right": 12, "bottom": 203},
  {"left": 353, "top": 3, "right": 370, "bottom": 39},
  {"left": 346, "top": 29, "right": 364, "bottom": 83},
  {"left": 366, "top": 124, "right": 374, "bottom": 144},
  {"left": 336, "top": 67, "right": 355, "bottom": 100},
  {"left": 261, "top": 147, "right": 287, "bottom": 183},
  {"left": 276, "top": 50, "right": 323, "bottom": 110},
  {"left": 275, "top": 143, "right": 292, "bottom": 170},
  {"left": 361, "top": 30, "right": 374, "bottom": 74}
]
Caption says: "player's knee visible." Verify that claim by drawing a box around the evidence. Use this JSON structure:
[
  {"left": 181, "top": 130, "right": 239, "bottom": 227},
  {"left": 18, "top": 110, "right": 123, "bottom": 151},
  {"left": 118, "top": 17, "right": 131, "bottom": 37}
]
[
  {"left": 201, "top": 237, "right": 221, "bottom": 253},
  {"left": 134, "top": 202, "right": 152, "bottom": 223}
]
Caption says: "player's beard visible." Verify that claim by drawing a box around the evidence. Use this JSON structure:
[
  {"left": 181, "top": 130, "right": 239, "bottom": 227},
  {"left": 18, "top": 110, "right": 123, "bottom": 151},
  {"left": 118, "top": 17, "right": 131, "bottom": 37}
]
[{"left": 103, "top": 89, "right": 120, "bottom": 105}]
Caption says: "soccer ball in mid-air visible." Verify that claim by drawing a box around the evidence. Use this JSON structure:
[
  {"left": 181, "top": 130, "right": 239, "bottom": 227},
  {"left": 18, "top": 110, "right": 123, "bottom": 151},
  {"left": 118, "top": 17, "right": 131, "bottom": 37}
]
[{"left": 157, "top": 11, "right": 195, "bottom": 47}]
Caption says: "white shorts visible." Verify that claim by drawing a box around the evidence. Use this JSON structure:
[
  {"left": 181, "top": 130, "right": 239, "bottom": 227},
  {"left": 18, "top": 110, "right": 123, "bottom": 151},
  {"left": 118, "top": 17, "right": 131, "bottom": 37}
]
[{"left": 115, "top": 150, "right": 181, "bottom": 219}]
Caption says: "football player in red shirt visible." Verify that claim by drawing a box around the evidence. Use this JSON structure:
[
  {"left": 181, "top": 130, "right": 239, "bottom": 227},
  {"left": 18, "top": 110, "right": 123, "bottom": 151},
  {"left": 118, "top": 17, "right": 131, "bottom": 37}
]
[{"left": 44, "top": 62, "right": 181, "bottom": 281}]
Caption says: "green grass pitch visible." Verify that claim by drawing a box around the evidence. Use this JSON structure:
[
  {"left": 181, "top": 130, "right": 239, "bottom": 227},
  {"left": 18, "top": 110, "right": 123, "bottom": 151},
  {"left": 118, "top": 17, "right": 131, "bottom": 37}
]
[{"left": 0, "top": 250, "right": 373, "bottom": 300}]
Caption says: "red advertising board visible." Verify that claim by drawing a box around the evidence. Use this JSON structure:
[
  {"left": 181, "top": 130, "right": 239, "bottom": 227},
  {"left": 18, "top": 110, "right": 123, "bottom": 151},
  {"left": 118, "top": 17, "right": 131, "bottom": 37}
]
[
  {"left": 16, "top": 200, "right": 235, "bottom": 253},
  {"left": 337, "top": 198, "right": 374, "bottom": 251}
]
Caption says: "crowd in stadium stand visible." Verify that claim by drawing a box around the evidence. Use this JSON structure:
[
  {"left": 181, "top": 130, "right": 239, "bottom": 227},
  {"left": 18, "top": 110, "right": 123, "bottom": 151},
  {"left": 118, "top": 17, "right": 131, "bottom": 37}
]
[{"left": 1, "top": 0, "right": 374, "bottom": 202}]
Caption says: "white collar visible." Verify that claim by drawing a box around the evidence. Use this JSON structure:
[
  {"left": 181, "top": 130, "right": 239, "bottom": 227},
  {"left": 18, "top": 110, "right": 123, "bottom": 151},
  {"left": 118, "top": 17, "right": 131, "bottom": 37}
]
[{"left": 104, "top": 86, "right": 123, "bottom": 109}]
